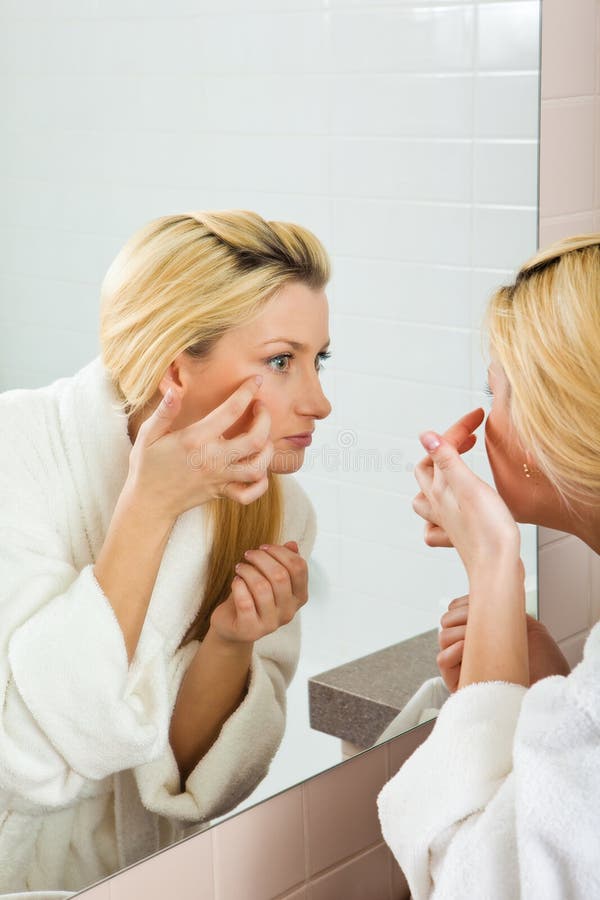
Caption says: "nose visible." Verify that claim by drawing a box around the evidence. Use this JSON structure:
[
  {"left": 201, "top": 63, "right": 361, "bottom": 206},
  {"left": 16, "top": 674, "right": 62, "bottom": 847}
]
[{"left": 297, "top": 369, "right": 332, "bottom": 422}]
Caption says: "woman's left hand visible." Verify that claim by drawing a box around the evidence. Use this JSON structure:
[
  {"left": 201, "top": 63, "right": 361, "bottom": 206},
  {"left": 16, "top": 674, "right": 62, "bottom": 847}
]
[
  {"left": 209, "top": 541, "right": 308, "bottom": 645},
  {"left": 413, "top": 425, "right": 521, "bottom": 577}
]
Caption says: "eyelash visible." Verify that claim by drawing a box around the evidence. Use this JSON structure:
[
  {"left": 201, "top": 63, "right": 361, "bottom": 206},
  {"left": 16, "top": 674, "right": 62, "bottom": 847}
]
[
  {"left": 266, "top": 351, "right": 332, "bottom": 374},
  {"left": 483, "top": 381, "right": 493, "bottom": 398}
]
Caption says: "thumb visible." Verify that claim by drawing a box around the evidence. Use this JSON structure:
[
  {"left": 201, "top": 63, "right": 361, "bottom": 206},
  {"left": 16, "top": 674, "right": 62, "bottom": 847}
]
[
  {"left": 419, "top": 432, "right": 468, "bottom": 484},
  {"left": 140, "top": 387, "right": 181, "bottom": 441}
]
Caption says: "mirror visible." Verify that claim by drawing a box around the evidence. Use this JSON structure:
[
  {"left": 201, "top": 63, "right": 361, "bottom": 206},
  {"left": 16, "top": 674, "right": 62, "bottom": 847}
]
[{"left": 0, "top": 1, "right": 541, "bottom": 895}]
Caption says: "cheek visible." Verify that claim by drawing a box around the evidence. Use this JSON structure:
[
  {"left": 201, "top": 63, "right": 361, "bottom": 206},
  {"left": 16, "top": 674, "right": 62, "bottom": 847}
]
[{"left": 485, "top": 416, "right": 530, "bottom": 519}]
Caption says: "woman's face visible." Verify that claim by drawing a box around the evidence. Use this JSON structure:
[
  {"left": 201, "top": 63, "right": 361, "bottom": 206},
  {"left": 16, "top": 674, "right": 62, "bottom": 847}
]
[{"left": 160, "top": 280, "right": 332, "bottom": 474}]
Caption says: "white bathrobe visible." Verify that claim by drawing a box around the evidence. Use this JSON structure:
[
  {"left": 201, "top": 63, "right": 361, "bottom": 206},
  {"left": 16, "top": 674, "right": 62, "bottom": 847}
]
[
  {"left": 0, "top": 356, "right": 317, "bottom": 897},
  {"left": 378, "top": 622, "right": 600, "bottom": 899}
]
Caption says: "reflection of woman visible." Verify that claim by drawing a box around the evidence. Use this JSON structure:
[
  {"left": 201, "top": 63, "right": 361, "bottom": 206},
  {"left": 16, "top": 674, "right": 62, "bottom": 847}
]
[
  {"left": 0, "top": 211, "right": 331, "bottom": 895},
  {"left": 379, "top": 235, "right": 600, "bottom": 898}
]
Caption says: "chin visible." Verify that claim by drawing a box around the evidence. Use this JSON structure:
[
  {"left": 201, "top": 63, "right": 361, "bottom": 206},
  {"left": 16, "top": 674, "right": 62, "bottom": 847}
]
[{"left": 270, "top": 446, "right": 305, "bottom": 474}]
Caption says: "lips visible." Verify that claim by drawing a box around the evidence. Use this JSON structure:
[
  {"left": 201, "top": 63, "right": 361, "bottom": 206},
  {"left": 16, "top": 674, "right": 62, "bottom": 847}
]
[{"left": 284, "top": 433, "right": 313, "bottom": 448}]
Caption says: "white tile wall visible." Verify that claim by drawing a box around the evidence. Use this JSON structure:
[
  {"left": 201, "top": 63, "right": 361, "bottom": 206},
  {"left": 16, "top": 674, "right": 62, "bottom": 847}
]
[{"left": 0, "top": 0, "right": 541, "bottom": 805}]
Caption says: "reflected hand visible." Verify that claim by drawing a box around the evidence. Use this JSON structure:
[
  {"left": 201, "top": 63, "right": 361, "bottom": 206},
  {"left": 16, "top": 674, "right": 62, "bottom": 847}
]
[
  {"left": 209, "top": 541, "right": 308, "bottom": 644},
  {"left": 437, "top": 594, "right": 571, "bottom": 692},
  {"left": 128, "top": 376, "right": 274, "bottom": 520},
  {"left": 412, "top": 408, "right": 484, "bottom": 549}
]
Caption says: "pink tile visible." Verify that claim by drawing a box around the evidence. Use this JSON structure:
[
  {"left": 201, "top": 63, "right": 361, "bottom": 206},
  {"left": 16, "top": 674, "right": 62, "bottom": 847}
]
[
  {"left": 539, "top": 537, "right": 592, "bottom": 642},
  {"left": 389, "top": 845, "right": 411, "bottom": 900},
  {"left": 308, "top": 844, "right": 391, "bottom": 900},
  {"left": 212, "top": 786, "right": 305, "bottom": 900},
  {"left": 387, "top": 719, "right": 435, "bottom": 777},
  {"left": 540, "top": 0, "right": 597, "bottom": 99},
  {"left": 305, "top": 743, "right": 388, "bottom": 876},
  {"left": 279, "top": 888, "right": 308, "bottom": 900},
  {"left": 109, "top": 830, "right": 213, "bottom": 900},
  {"left": 595, "top": 98, "right": 600, "bottom": 210},
  {"left": 538, "top": 526, "right": 569, "bottom": 547},
  {"left": 75, "top": 881, "right": 111, "bottom": 899},
  {"left": 559, "top": 630, "right": 589, "bottom": 670},
  {"left": 597, "top": 0, "right": 600, "bottom": 94},
  {"left": 539, "top": 99, "right": 595, "bottom": 218},
  {"left": 539, "top": 213, "right": 596, "bottom": 248}
]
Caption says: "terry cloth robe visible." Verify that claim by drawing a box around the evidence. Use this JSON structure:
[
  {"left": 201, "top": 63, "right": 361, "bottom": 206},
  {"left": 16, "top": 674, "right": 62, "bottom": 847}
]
[
  {"left": 0, "top": 355, "right": 317, "bottom": 897},
  {"left": 378, "top": 620, "right": 600, "bottom": 900}
]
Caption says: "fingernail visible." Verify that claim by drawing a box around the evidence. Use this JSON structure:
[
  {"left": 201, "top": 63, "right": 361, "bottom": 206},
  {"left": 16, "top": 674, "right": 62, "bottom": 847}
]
[
  {"left": 235, "top": 563, "right": 242, "bottom": 572},
  {"left": 259, "top": 544, "right": 270, "bottom": 550},
  {"left": 243, "top": 550, "right": 253, "bottom": 558},
  {"left": 421, "top": 432, "right": 440, "bottom": 452}
]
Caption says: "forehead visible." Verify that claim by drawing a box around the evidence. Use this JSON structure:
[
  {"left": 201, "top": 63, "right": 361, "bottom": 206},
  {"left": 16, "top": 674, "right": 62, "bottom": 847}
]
[{"left": 244, "top": 282, "right": 329, "bottom": 342}]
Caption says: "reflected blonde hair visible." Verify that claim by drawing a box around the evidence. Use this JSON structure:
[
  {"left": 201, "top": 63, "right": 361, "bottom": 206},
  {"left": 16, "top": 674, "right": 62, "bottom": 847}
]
[
  {"left": 99, "top": 211, "right": 330, "bottom": 643},
  {"left": 486, "top": 234, "right": 600, "bottom": 506}
]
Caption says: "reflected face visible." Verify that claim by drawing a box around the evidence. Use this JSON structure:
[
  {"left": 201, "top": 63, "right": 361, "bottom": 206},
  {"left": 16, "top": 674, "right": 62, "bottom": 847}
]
[
  {"left": 484, "top": 359, "right": 555, "bottom": 524},
  {"left": 159, "top": 280, "right": 332, "bottom": 474}
]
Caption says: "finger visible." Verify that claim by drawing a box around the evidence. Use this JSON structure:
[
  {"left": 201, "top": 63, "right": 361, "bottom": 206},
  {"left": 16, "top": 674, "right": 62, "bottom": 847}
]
[
  {"left": 437, "top": 639, "right": 464, "bottom": 672},
  {"left": 414, "top": 455, "right": 435, "bottom": 497},
  {"left": 234, "top": 562, "right": 278, "bottom": 629},
  {"left": 256, "top": 543, "right": 308, "bottom": 604},
  {"left": 231, "top": 576, "right": 260, "bottom": 627},
  {"left": 424, "top": 523, "right": 453, "bottom": 548},
  {"left": 438, "top": 624, "right": 466, "bottom": 651},
  {"left": 443, "top": 408, "right": 485, "bottom": 449},
  {"left": 419, "top": 433, "right": 473, "bottom": 493},
  {"left": 226, "top": 439, "right": 274, "bottom": 483},
  {"left": 241, "top": 549, "right": 292, "bottom": 609},
  {"left": 223, "top": 475, "right": 270, "bottom": 505},
  {"left": 418, "top": 411, "right": 483, "bottom": 472},
  {"left": 456, "top": 433, "right": 477, "bottom": 455},
  {"left": 192, "top": 376, "right": 264, "bottom": 439},
  {"left": 440, "top": 607, "right": 468, "bottom": 629},
  {"left": 137, "top": 384, "right": 183, "bottom": 444},
  {"left": 448, "top": 594, "right": 469, "bottom": 611},
  {"left": 222, "top": 401, "right": 273, "bottom": 461},
  {"left": 412, "top": 491, "right": 435, "bottom": 523}
]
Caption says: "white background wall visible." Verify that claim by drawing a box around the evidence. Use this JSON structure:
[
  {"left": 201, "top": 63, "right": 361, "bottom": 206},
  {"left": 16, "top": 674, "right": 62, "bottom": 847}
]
[{"left": 0, "top": 0, "right": 540, "bottom": 802}]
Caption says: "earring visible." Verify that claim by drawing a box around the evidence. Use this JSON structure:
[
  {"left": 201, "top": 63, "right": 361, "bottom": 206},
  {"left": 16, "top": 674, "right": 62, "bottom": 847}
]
[{"left": 522, "top": 461, "right": 540, "bottom": 480}]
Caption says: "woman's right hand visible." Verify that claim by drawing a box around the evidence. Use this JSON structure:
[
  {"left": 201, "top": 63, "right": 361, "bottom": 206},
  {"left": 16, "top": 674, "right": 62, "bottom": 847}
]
[
  {"left": 126, "top": 376, "right": 274, "bottom": 520},
  {"left": 437, "top": 594, "right": 571, "bottom": 692}
]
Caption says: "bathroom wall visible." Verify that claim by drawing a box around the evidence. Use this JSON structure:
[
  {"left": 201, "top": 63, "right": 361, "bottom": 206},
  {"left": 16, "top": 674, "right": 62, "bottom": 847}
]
[
  {"left": 76, "top": 720, "right": 434, "bottom": 900},
  {"left": 0, "top": 0, "right": 541, "bottom": 812},
  {"left": 73, "top": 2, "right": 600, "bottom": 898},
  {"left": 537, "top": 0, "right": 600, "bottom": 669},
  {"left": 0, "top": 0, "right": 540, "bottom": 668}
]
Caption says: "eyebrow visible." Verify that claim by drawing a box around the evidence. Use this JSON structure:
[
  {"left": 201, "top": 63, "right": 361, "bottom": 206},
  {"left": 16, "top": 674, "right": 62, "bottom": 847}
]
[{"left": 260, "top": 338, "right": 331, "bottom": 351}]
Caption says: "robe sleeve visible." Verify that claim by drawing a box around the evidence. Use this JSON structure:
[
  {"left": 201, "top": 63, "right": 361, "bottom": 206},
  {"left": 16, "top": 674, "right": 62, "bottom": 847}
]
[
  {"left": 377, "top": 648, "right": 600, "bottom": 900},
  {"left": 132, "top": 482, "right": 317, "bottom": 823},
  {"left": 0, "top": 418, "right": 174, "bottom": 811}
]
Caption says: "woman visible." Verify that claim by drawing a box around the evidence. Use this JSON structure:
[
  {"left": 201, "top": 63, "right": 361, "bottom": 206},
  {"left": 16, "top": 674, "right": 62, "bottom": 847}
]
[
  {"left": 378, "top": 235, "right": 600, "bottom": 899},
  {"left": 0, "top": 210, "right": 332, "bottom": 896}
]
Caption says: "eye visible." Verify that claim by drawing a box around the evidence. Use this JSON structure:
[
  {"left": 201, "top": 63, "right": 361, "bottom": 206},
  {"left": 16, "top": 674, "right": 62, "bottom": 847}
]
[
  {"left": 316, "top": 350, "right": 332, "bottom": 372},
  {"left": 266, "top": 353, "right": 292, "bottom": 373}
]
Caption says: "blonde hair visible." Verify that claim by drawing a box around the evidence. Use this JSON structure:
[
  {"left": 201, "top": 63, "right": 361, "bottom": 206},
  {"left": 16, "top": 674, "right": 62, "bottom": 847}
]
[
  {"left": 99, "top": 210, "right": 330, "bottom": 642},
  {"left": 486, "top": 234, "right": 600, "bottom": 507}
]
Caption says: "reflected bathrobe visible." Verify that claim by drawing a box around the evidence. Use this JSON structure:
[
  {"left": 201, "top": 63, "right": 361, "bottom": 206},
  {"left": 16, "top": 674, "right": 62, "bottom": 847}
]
[
  {"left": 378, "top": 626, "right": 600, "bottom": 900},
  {"left": 0, "top": 356, "right": 316, "bottom": 897}
]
